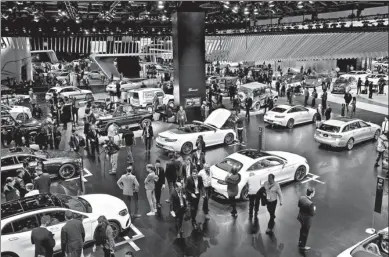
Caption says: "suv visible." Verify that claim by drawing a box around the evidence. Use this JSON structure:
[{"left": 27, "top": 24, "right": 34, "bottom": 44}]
[
  {"left": 1, "top": 114, "right": 42, "bottom": 144},
  {"left": 1, "top": 194, "right": 130, "bottom": 257},
  {"left": 129, "top": 88, "right": 174, "bottom": 112}
]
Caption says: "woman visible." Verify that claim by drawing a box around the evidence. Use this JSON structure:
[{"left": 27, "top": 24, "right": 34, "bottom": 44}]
[
  {"left": 93, "top": 215, "right": 115, "bottom": 257},
  {"left": 144, "top": 164, "right": 158, "bottom": 216},
  {"left": 225, "top": 166, "right": 241, "bottom": 218},
  {"left": 199, "top": 163, "right": 212, "bottom": 219},
  {"left": 177, "top": 106, "right": 187, "bottom": 128},
  {"left": 4, "top": 177, "right": 20, "bottom": 201},
  {"left": 196, "top": 135, "right": 206, "bottom": 156},
  {"left": 142, "top": 121, "right": 154, "bottom": 152},
  {"left": 315, "top": 106, "right": 322, "bottom": 128},
  {"left": 71, "top": 97, "right": 79, "bottom": 125},
  {"left": 311, "top": 88, "right": 318, "bottom": 107},
  {"left": 350, "top": 97, "right": 356, "bottom": 118}
]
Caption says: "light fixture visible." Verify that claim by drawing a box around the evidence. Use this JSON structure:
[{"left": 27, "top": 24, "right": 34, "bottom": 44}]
[
  {"left": 224, "top": 4, "right": 229, "bottom": 9},
  {"left": 38, "top": 27, "right": 42, "bottom": 32},
  {"left": 92, "top": 27, "right": 96, "bottom": 32},
  {"left": 298, "top": 1, "right": 303, "bottom": 4},
  {"left": 297, "top": 4, "right": 303, "bottom": 9},
  {"left": 5, "top": 27, "right": 9, "bottom": 31},
  {"left": 2, "top": 13, "right": 9, "bottom": 19},
  {"left": 33, "top": 15, "right": 40, "bottom": 22},
  {"left": 244, "top": 11, "right": 249, "bottom": 15},
  {"left": 16, "top": 1, "right": 23, "bottom": 5},
  {"left": 75, "top": 16, "right": 81, "bottom": 24},
  {"left": 84, "top": 29, "right": 90, "bottom": 35},
  {"left": 309, "top": 1, "right": 314, "bottom": 3},
  {"left": 53, "top": 27, "right": 57, "bottom": 31},
  {"left": 269, "top": 3, "right": 275, "bottom": 7}
]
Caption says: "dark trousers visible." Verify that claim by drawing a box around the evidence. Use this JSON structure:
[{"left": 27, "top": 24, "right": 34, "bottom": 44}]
[
  {"left": 54, "top": 139, "right": 60, "bottom": 150},
  {"left": 203, "top": 187, "right": 212, "bottom": 214},
  {"left": 357, "top": 86, "right": 361, "bottom": 94},
  {"left": 189, "top": 194, "right": 200, "bottom": 225},
  {"left": 155, "top": 182, "right": 163, "bottom": 205},
  {"left": 103, "top": 248, "right": 114, "bottom": 257},
  {"left": 267, "top": 200, "right": 277, "bottom": 229},
  {"left": 245, "top": 107, "right": 250, "bottom": 120},
  {"left": 168, "top": 181, "right": 175, "bottom": 211},
  {"left": 311, "top": 98, "right": 316, "bottom": 107},
  {"left": 304, "top": 96, "right": 309, "bottom": 107},
  {"left": 248, "top": 194, "right": 259, "bottom": 216},
  {"left": 126, "top": 193, "right": 139, "bottom": 215},
  {"left": 298, "top": 216, "right": 312, "bottom": 247},
  {"left": 237, "top": 129, "right": 243, "bottom": 143},
  {"left": 321, "top": 101, "right": 327, "bottom": 115},
  {"left": 145, "top": 137, "right": 152, "bottom": 151},
  {"left": 229, "top": 196, "right": 237, "bottom": 214},
  {"left": 376, "top": 151, "right": 384, "bottom": 164},
  {"left": 90, "top": 142, "right": 99, "bottom": 157},
  {"left": 175, "top": 207, "right": 186, "bottom": 234},
  {"left": 369, "top": 90, "right": 373, "bottom": 99},
  {"left": 73, "top": 108, "right": 79, "bottom": 123},
  {"left": 66, "top": 249, "right": 83, "bottom": 257}
]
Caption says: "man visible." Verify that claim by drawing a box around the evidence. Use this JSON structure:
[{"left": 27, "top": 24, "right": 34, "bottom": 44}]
[
  {"left": 321, "top": 90, "right": 327, "bottom": 116},
  {"left": 154, "top": 160, "right": 166, "bottom": 209},
  {"left": 117, "top": 166, "right": 141, "bottom": 218},
  {"left": 236, "top": 115, "right": 245, "bottom": 145},
  {"left": 34, "top": 167, "right": 51, "bottom": 194},
  {"left": 180, "top": 157, "right": 195, "bottom": 184},
  {"left": 105, "top": 136, "right": 120, "bottom": 175},
  {"left": 297, "top": 188, "right": 317, "bottom": 251},
  {"left": 198, "top": 163, "right": 212, "bottom": 219},
  {"left": 142, "top": 121, "right": 153, "bottom": 152},
  {"left": 171, "top": 182, "right": 187, "bottom": 238},
  {"left": 369, "top": 81, "right": 374, "bottom": 99},
  {"left": 324, "top": 104, "right": 332, "bottom": 121},
  {"left": 286, "top": 85, "right": 292, "bottom": 105},
  {"left": 247, "top": 173, "right": 261, "bottom": 220},
  {"left": 303, "top": 87, "right": 309, "bottom": 107},
  {"left": 92, "top": 216, "right": 115, "bottom": 257},
  {"left": 61, "top": 211, "right": 85, "bottom": 257},
  {"left": 262, "top": 173, "right": 283, "bottom": 235},
  {"left": 233, "top": 95, "right": 241, "bottom": 114},
  {"left": 88, "top": 125, "right": 99, "bottom": 159},
  {"left": 374, "top": 134, "right": 388, "bottom": 167},
  {"left": 123, "top": 126, "right": 135, "bottom": 163},
  {"left": 31, "top": 215, "right": 56, "bottom": 257},
  {"left": 245, "top": 95, "right": 253, "bottom": 121},
  {"left": 53, "top": 125, "right": 62, "bottom": 150},
  {"left": 185, "top": 169, "right": 204, "bottom": 229},
  {"left": 32, "top": 104, "right": 43, "bottom": 120},
  {"left": 357, "top": 77, "right": 362, "bottom": 94},
  {"left": 83, "top": 117, "right": 91, "bottom": 151},
  {"left": 69, "top": 130, "right": 80, "bottom": 152},
  {"left": 192, "top": 148, "right": 205, "bottom": 171},
  {"left": 165, "top": 153, "right": 178, "bottom": 213},
  {"left": 382, "top": 116, "right": 389, "bottom": 138},
  {"left": 344, "top": 92, "right": 352, "bottom": 115}
]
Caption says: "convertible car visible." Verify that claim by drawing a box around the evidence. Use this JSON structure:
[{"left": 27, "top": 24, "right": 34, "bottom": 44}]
[{"left": 156, "top": 108, "right": 237, "bottom": 155}]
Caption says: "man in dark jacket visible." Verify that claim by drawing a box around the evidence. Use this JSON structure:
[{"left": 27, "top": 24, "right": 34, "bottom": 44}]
[
  {"left": 165, "top": 153, "right": 178, "bottom": 215},
  {"left": 321, "top": 90, "right": 327, "bottom": 116},
  {"left": 88, "top": 125, "right": 100, "bottom": 159},
  {"left": 171, "top": 182, "right": 187, "bottom": 238},
  {"left": 344, "top": 92, "right": 352, "bottom": 115},
  {"left": 61, "top": 211, "right": 85, "bottom": 257},
  {"left": 34, "top": 167, "right": 51, "bottom": 194},
  {"left": 364, "top": 78, "right": 369, "bottom": 94},
  {"left": 185, "top": 170, "right": 204, "bottom": 228},
  {"left": 191, "top": 148, "right": 206, "bottom": 171},
  {"left": 245, "top": 96, "right": 253, "bottom": 121},
  {"left": 31, "top": 215, "right": 56, "bottom": 257},
  {"left": 154, "top": 159, "right": 165, "bottom": 209},
  {"left": 368, "top": 81, "right": 374, "bottom": 99},
  {"left": 297, "top": 188, "right": 317, "bottom": 251},
  {"left": 357, "top": 78, "right": 362, "bottom": 94}
]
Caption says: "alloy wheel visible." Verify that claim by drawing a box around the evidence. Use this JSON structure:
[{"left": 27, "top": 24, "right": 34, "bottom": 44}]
[
  {"left": 374, "top": 130, "right": 380, "bottom": 141},
  {"left": 240, "top": 185, "right": 249, "bottom": 201},
  {"left": 109, "top": 221, "right": 121, "bottom": 239},
  {"left": 224, "top": 133, "right": 234, "bottom": 145},
  {"left": 287, "top": 119, "right": 294, "bottom": 129},
  {"left": 347, "top": 138, "right": 354, "bottom": 150},
  {"left": 59, "top": 164, "right": 76, "bottom": 179},
  {"left": 16, "top": 113, "right": 29, "bottom": 121},
  {"left": 294, "top": 166, "right": 307, "bottom": 181}
]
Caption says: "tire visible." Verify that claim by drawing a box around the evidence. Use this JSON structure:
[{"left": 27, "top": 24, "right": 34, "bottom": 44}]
[
  {"left": 373, "top": 130, "right": 380, "bottom": 141},
  {"left": 287, "top": 119, "right": 294, "bottom": 129},
  {"left": 108, "top": 220, "right": 121, "bottom": 240},
  {"left": 140, "top": 118, "right": 151, "bottom": 129},
  {"left": 240, "top": 184, "right": 249, "bottom": 201},
  {"left": 1, "top": 253, "right": 18, "bottom": 257},
  {"left": 346, "top": 138, "right": 354, "bottom": 150},
  {"left": 29, "top": 132, "right": 37, "bottom": 144},
  {"left": 294, "top": 166, "right": 307, "bottom": 182},
  {"left": 181, "top": 142, "right": 193, "bottom": 155},
  {"left": 146, "top": 105, "right": 153, "bottom": 113},
  {"left": 16, "top": 113, "right": 29, "bottom": 121},
  {"left": 224, "top": 133, "right": 234, "bottom": 145},
  {"left": 58, "top": 164, "right": 77, "bottom": 179}
]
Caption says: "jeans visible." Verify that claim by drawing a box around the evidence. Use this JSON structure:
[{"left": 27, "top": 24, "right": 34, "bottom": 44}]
[
  {"left": 168, "top": 181, "right": 174, "bottom": 211},
  {"left": 248, "top": 194, "right": 259, "bottom": 216},
  {"left": 229, "top": 196, "right": 237, "bottom": 214},
  {"left": 126, "top": 145, "right": 134, "bottom": 163},
  {"left": 146, "top": 189, "right": 156, "bottom": 212},
  {"left": 311, "top": 98, "right": 316, "bottom": 107},
  {"left": 298, "top": 216, "right": 312, "bottom": 247},
  {"left": 73, "top": 108, "right": 79, "bottom": 123},
  {"left": 178, "top": 119, "right": 185, "bottom": 127},
  {"left": 144, "top": 137, "right": 152, "bottom": 151},
  {"left": 237, "top": 129, "right": 243, "bottom": 143},
  {"left": 203, "top": 187, "right": 212, "bottom": 214},
  {"left": 267, "top": 200, "right": 277, "bottom": 229},
  {"left": 126, "top": 193, "right": 139, "bottom": 215},
  {"left": 110, "top": 153, "right": 118, "bottom": 173},
  {"left": 189, "top": 193, "right": 200, "bottom": 225}
]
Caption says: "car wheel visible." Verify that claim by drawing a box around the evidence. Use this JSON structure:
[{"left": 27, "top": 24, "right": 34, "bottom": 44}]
[
  {"left": 240, "top": 184, "right": 249, "bottom": 201},
  {"left": 16, "top": 113, "right": 29, "bottom": 121},
  {"left": 346, "top": 138, "right": 354, "bottom": 150},
  {"left": 1, "top": 252, "right": 18, "bottom": 257},
  {"left": 224, "top": 133, "right": 234, "bottom": 145},
  {"left": 181, "top": 142, "right": 193, "bottom": 155},
  {"left": 29, "top": 132, "right": 37, "bottom": 144},
  {"left": 59, "top": 164, "right": 77, "bottom": 179},
  {"left": 373, "top": 130, "right": 380, "bottom": 141},
  {"left": 294, "top": 166, "right": 307, "bottom": 182},
  {"left": 254, "top": 102, "right": 261, "bottom": 110},
  {"left": 146, "top": 105, "right": 153, "bottom": 113},
  {"left": 287, "top": 119, "right": 294, "bottom": 129},
  {"left": 140, "top": 118, "right": 151, "bottom": 129},
  {"left": 108, "top": 220, "right": 121, "bottom": 240}
]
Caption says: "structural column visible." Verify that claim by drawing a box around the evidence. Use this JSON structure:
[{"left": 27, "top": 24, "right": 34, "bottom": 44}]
[{"left": 172, "top": 10, "right": 206, "bottom": 121}]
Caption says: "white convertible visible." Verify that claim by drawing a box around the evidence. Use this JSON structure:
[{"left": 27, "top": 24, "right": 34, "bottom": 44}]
[
  {"left": 211, "top": 149, "right": 310, "bottom": 200},
  {"left": 1, "top": 104, "right": 31, "bottom": 121},
  {"left": 264, "top": 104, "right": 318, "bottom": 128},
  {"left": 45, "top": 86, "right": 94, "bottom": 101},
  {"left": 156, "top": 108, "right": 237, "bottom": 155}
]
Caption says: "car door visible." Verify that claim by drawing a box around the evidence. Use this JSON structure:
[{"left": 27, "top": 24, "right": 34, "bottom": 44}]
[
  {"left": 246, "top": 159, "right": 274, "bottom": 187},
  {"left": 358, "top": 121, "right": 373, "bottom": 141},
  {"left": 71, "top": 211, "right": 94, "bottom": 243},
  {"left": 37, "top": 210, "right": 67, "bottom": 252},
  {"left": 349, "top": 122, "right": 363, "bottom": 143},
  {"left": 263, "top": 157, "right": 290, "bottom": 182},
  {"left": 199, "top": 125, "right": 217, "bottom": 146},
  {"left": 287, "top": 107, "right": 301, "bottom": 124},
  {"left": 296, "top": 106, "right": 311, "bottom": 123}
]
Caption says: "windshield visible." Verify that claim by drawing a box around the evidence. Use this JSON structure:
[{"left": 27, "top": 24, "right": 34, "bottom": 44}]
[
  {"left": 48, "top": 89, "right": 57, "bottom": 93},
  {"left": 238, "top": 87, "right": 251, "bottom": 95},
  {"left": 132, "top": 93, "right": 139, "bottom": 99},
  {"left": 319, "top": 124, "right": 340, "bottom": 133},
  {"left": 336, "top": 78, "right": 348, "bottom": 83},
  {"left": 216, "top": 158, "right": 243, "bottom": 173},
  {"left": 270, "top": 107, "right": 287, "bottom": 113},
  {"left": 55, "top": 194, "right": 91, "bottom": 213}
]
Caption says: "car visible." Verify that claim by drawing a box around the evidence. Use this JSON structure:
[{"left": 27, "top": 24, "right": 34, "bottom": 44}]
[
  {"left": 337, "top": 227, "right": 388, "bottom": 257},
  {"left": 238, "top": 82, "right": 278, "bottom": 111},
  {"left": 1, "top": 193, "right": 131, "bottom": 257},
  {"left": 55, "top": 72, "right": 70, "bottom": 82},
  {"left": 45, "top": 86, "right": 94, "bottom": 101},
  {"left": 314, "top": 117, "right": 381, "bottom": 150},
  {"left": 106, "top": 78, "right": 159, "bottom": 93},
  {"left": 0, "top": 147, "right": 83, "bottom": 183},
  {"left": 211, "top": 149, "right": 310, "bottom": 200},
  {"left": 1, "top": 114, "right": 42, "bottom": 144},
  {"left": 85, "top": 70, "right": 104, "bottom": 80},
  {"left": 341, "top": 71, "right": 370, "bottom": 81},
  {"left": 156, "top": 108, "right": 237, "bottom": 155},
  {"left": 1, "top": 104, "right": 31, "bottom": 121},
  {"left": 264, "top": 105, "right": 318, "bottom": 129},
  {"left": 367, "top": 74, "right": 388, "bottom": 85},
  {"left": 206, "top": 75, "right": 220, "bottom": 85},
  {"left": 128, "top": 88, "right": 174, "bottom": 112},
  {"left": 304, "top": 74, "right": 332, "bottom": 88},
  {"left": 95, "top": 104, "right": 153, "bottom": 135},
  {"left": 331, "top": 77, "right": 356, "bottom": 94}
]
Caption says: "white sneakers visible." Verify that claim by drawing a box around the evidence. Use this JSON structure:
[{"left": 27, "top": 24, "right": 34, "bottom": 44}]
[
  {"left": 170, "top": 211, "right": 176, "bottom": 217},
  {"left": 146, "top": 211, "right": 155, "bottom": 216}
]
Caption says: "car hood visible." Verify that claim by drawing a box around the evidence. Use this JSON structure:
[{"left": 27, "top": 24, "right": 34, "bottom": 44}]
[
  {"left": 333, "top": 83, "right": 347, "bottom": 88},
  {"left": 210, "top": 165, "right": 229, "bottom": 181},
  {"left": 21, "top": 118, "right": 41, "bottom": 127},
  {"left": 266, "top": 151, "right": 307, "bottom": 163},
  {"left": 80, "top": 194, "right": 127, "bottom": 214},
  {"left": 203, "top": 108, "right": 232, "bottom": 129}
]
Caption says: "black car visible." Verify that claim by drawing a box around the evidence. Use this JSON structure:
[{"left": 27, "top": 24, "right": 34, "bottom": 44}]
[{"left": 1, "top": 114, "right": 42, "bottom": 144}]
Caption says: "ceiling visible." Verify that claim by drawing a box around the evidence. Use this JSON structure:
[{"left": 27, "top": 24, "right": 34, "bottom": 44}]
[{"left": 1, "top": 1, "right": 387, "bottom": 36}]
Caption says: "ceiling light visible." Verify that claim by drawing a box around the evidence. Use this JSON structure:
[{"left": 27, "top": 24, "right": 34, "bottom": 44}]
[
  {"left": 244, "top": 11, "right": 249, "bottom": 15},
  {"left": 309, "top": 1, "right": 314, "bottom": 3},
  {"left": 298, "top": 1, "right": 303, "bottom": 4},
  {"left": 297, "top": 4, "right": 303, "bottom": 9},
  {"left": 224, "top": 4, "right": 229, "bottom": 9},
  {"left": 269, "top": 3, "right": 275, "bottom": 7},
  {"left": 33, "top": 15, "right": 40, "bottom": 22},
  {"left": 53, "top": 27, "right": 57, "bottom": 31},
  {"left": 158, "top": 4, "right": 164, "bottom": 9},
  {"left": 269, "top": 1, "right": 273, "bottom": 3},
  {"left": 16, "top": 1, "right": 23, "bottom": 5},
  {"left": 84, "top": 29, "right": 90, "bottom": 35},
  {"left": 5, "top": 27, "right": 9, "bottom": 31},
  {"left": 75, "top": 16, "right": 81, "bottom": 23},
  {"left": 38, "top": 27, "right": 42, "bottom": 32},
  {"left": 92, "top": 27, "right": 96, "bottom": 32},
  {"left": 2, "top": 13, "right": 9, "bottom": 19}
]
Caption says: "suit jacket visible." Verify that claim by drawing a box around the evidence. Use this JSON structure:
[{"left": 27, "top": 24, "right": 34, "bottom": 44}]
[
  {"left": 142, "top": 126, "right": 154, "bottom": 138},
  {"left": 155, "top": 166, "right": 165, "bottom": 186},
  {"left": 87, "top": 130, "right": 99, "bottom": 146},
  {"left": 245, "top": 98, "right": 253, "bottom": 109},
  {"left": 165, "top": 160, "right": 177, "bottom": 182},
  {"left": 31, "top": 227, "right": 55, "bottom": 257},
  {"left": 34, "top": 173, "right": 51, "bottom": 194},
  {"left": 61, "top": 219, "right": 85, "bottom": 254},
  {"left": 171, "top": 189, "right": 187, "bottom": 213},
  {"left": 180, "top": 163, "right": 195, "bottom": 182},
  {"left": 185, "top": 176, "right": 204, "bottom": 197},
  {"left": 191, "top": 152, "right": 206, "bottom": 170}
]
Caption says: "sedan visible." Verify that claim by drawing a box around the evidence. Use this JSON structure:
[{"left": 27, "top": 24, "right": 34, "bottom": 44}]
[
  {"left": 337, "top": 227, "right": 388, "bottom": 257},
  {"left": 156, "top": 108, "right": 237, "bottom": 155},
  {"left": 211, "top": 149, "right": 310, "bottom": 200},
  {"left": 45, "top": 86, "right": 94, "bottom": 101},
  {"left": 106, "top": 78, "right": 158, "bottom": 93},
  {"left": 264, "top": 105, "right": 318, "bottom": 129},
  {"left": 1, "top": 104, "right": 31, "bottom": 121},
  {"left": 341, "top": 71, "right": 370, "bottom": 81},
  {"left": 331, "top": 77, "right": 355, "bottom": 94}
]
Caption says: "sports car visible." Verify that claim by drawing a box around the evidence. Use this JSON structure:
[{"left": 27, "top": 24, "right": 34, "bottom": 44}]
[
  {"left": 331, "top": 77, "right": 356, "bottom": 94},
  {"left": 45, "top": 86, "right": 94, "bottom": 101},
  {"left": 106, "top": 78, "right": 159, "bottom": 92},
  {"left": 337, "top": 227, "right": 388, "bottom": 257},
  {"left": 1, "top": 104, "right": 31, "bottom": 121},
  {"left": 340, "top": 70, "right": 370, "bottom": 81},
  {"left": 264, "top": 105, "right": 318, "bottom": 128},
  {"left": 211, "top": 149, "right": 310, "bottom": 200},
  {"left": 156, "top": 108, "right": 237, "bottom": 155}
]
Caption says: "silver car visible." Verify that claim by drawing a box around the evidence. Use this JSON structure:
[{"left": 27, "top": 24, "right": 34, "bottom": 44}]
[{"left": 314, "top": 117, "right": 381, "bottom": 150}]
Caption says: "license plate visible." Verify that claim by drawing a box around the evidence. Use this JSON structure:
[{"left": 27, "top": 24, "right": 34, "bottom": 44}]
[{"left": 323, "top": 134, "right": 328, "bottom": 137}]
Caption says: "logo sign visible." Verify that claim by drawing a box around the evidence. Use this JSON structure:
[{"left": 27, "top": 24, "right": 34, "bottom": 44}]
[
  {"left": 374, "top": 176, "right": 385, "bottom": 214},
  {"left": 188, "top": 88, "right": 199, "bottom": 92},
  {"left": 185, "top": 97, "right": 201, "bottom": 108}
]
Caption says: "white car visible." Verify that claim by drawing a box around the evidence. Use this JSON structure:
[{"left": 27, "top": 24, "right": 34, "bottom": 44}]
[
  {"left": 156, "top": 108, "right": 237, "bottom": 155},
  {"left": 55, "top": 72, "right": 70, "bottom": 82},
  {"left": 45, "top": 86, "right": 94, "bottom": 101},
  {"left": 211, "top": 149, "right": 310, "bottom": 200},
  {"left": 341, "top": 71, "right": 370, "bottom": 81},
  {"left": 1, "top": 193, "right": 131, "bottom": 257},
  {"left": 367, "top": 74, "right": 388, "bottom": 85},
  {"left": 337, "top": 227, "right": 388, "bottom": 257},
  {"left": 106, "top": 78, "right": 158, "bottom": 93},
  {"left": 264, "top": 105, "right": 318, "bottom": 129},
  {"left": 86, "top": 70, "right": 104, "bottom": 80},
  {"left": 1, "top": 104, "right": 32, "bottom": 121}
]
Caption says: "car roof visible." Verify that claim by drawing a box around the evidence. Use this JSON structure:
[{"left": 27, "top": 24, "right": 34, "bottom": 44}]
[
  {"left": 273, "top": 104, "right": 292, "bottom": 110},
  {"left": 240, "top": 82, "right": 269, "bottom": 89},
  {"left": 1, "top": 194, "right": 62, "bottom": 220},
  {"left": 324, "top": 117, "right": 361, "bottom": 126},
  {"left": 131, "top": 88, "right": 162, "bottom": 92},
  {"left": 236, "top": 149, "right": 272, "bottom": 159}
]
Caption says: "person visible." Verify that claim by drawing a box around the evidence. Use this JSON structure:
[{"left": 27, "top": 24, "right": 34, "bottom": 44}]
[
  {"left": 4, "top": 177, "right": 20, "bottom": 201},
  {"left": 171, "top": 182, "right": 188, "bottom": 238},
  {"left": 267, "top": 96, "right": 274, "bottom": 112},
  {"left": 233, "top": 95, "right": 241, "bottom": 114},
  {"left": 275, "top": 79, "right": 281, "bottom": 95},
  {"left": 117, "top": 166, "right": 141, "bottom": 218},
  {"left": 315, "top": 107, "right": 322, "bottom": 128},
  {"left": 382, "top": 116, "right": 389, "bottom": 138},
  {"left": 311, "top": 87, "right": 318, "bottom": 107},
  {"left": 105, "top": 136, "right": 120, "bottom": 175},
  {"left": 92, "top": 216, "right": 115, "bottom": 257},
  {"left": 31, "top": 215, "right": 56, "bottom": 257},
  {"left": 236, "top": 115, "right": 245, "bottom": 145},
  {"left": 341, "top": 103, "right": 346, "bottom": 117},
  {"left": 374, "top": 134, "right": 388, "bottom": 167},
  {"left": 303, "top": 87, "right": 309, "bottom": 107},
  {"left": 281, "top": 81, "right": 286, "bottom": 97},
  {"left": 32, "top": 104, "right": 43, "bottom": 120},
  {"left": 195, "top": 135, "right": 206, "bottom": 156},
  {"left": 165, "top": 153, "right": 178, "bottom": 209},
  {"left": 87, "top": 125, "right": 99, "bottom": 159},
  {"left": 225, "top": 166, "right": 241, "bottom": 218},
  {"left": 247, "top": 173, "right": 261, "bottom": 220},
  {"left": 297, "top": 188, "right": 317, "bottom": 251},
  {"left": 344, "top": 92, "right": 352, "bottom": 115},
  {"left": 245, "top": 96, "right": 253, "bottom": 121},
  {"left": 180, "top": 157, "right": 195, "bottom": 184},
  {"left": 123, "top": 126, "right": 135, "bottom": 164},
  {"left": 154, "top": 160, "right": 165, "bottom": 209},
  {"left": 34, "top": 167, "right": 51, "bottom": 194},
  {"left": 36, "top": 127, "right": 48, "bottom": 150},
  {"left": 369, "top": 81, "right": 374, "bottom": 99},
  {"left": 324, "top": 104, "right": 332, "bottom": 120},
  {"left": 350, "top": 97, "right": 356, "bottom": 118},
  {"left": 201, "top": 101, "right": 209, "bottom": 121},
  {"left": 14, "top": 169, "right": 28, "bottom": 197},
  {"left": 262, "top": 173, "right": 283, "bottom": 235},
  {"left": 199, "top": 163, "right": 212, "bottom": 219},
  {"left": 69, "top": 129, "right": 80, "bottom": 152},
  {"left": 145, "top": 164, "right": 158, "bottom": 216},
  {"left": 229, "top": 84, "right": 236, "bottom": 102},
  {"left": 185, "top": 169, "right": 204, "bottom": 228},
  {"left": 177, "top": 106, "right": 187, "bottom": 128},
  {"left": 142, "top": 121, "right": 153, "bottom": 152},
  {"left": 192, "top": 147, "right": 205, "bottom": 171},
  {"left": 364, "top": 77, "right": 369, "bottom": 94},
  {"left": 71, "top": 97, "right": 79, "bottom": 125},
  {"left": 357, "top": 77, "right": 362, "bottom": 94},
  {"left": 321, "top": 90, "right": 327, "bottom": 116},
  {"left": 61, "top": 211, "right": 85, "bottom": 257}
]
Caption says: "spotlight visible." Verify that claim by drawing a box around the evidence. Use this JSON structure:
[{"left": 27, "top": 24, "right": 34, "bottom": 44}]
[
  {"left": 53, "top": 27, "right": 57, "bottom": 31},
  {"left": 33, "top": 15, "right": 40, "bottom": 22},
  {"left": 16, "top": 1, "right": 23, "bottom": 5},
  {"left": 75, "top": 16, "right": 82, "bottom": 24},
  {"left": 84, "top": 29, "right": 90, "bottom": 35},
  {"left": 244, "top": 11, "right": 249, "bottom": 15},
  {"left": 5, "top": 27, "right": 9, "bottom": 31},
  {"left": 38, "top": 27, "right": 42, "bottom": 32},
  {"left": 224, "top": 4, "right": 229, "bottom": 9},
  {"left": 297, "top": 4, "right": 303, "bottom": 9},
  {"left": 92, "top": 27, "right": 96, "bottom": 32},
  {"left": 269, "top": 3, "right": 275, "bottom": 8},
  {"left": 158, "top": 4, "right": 164, "bottom": 9},
  {"left": 2, "top": 13, "right": 9, "bottom": 19}
]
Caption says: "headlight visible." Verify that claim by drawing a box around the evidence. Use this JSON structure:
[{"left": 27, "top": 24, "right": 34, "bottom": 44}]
[
  {"left": 119, "top": 209, "right": 128, "bottom": 216},
  {"left": 165, "top": 138, "right": 177, "bottom": 142}
]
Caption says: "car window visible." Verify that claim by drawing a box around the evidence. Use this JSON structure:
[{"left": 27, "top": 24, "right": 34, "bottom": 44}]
[
  {"left": 12, "top": 215, "right": 39, "bottom": 233},
  {"left": 16, "top": 155, "right": 37, "bottom": 164},
  {"left": 287, "top": 107, "right": 297, "bottom": 113},
  {"left": 349, "top": 122, "right": 361, "bottom": 130},
  {"left": 359, "top": 121, "right": 369, "bottom": 128},
  {"left": 215, "top": 158, "right": 243, "bottom": 173},
  {"left": 248, "top": 160, "right": 267, "bottom": 171},
  {"left": 342, "top": 125, "right": 350, "bottom": 132},
  {"left": 72, "top": 212, "right": 88, "bottom": 221},
  {"left": 40, "top": 211, "right": 67, "bottom": 226},
  {"left": 1, "top": 223, "right": 13, "bottom": 235},
  {"left": 1, "top": 157, "right": 15, "bottom": 166},
  {"left": 264, "top": 157, "right": 284, "bottom": 167},
  {"left": 199, "top": 126, "right": 211, "bottom": 132},
  {"left": 155, "top": 92, "right": 164, "bottom": 97},
  {"left": 295, "top": 106, "right": 307, "bottom": 112}
]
